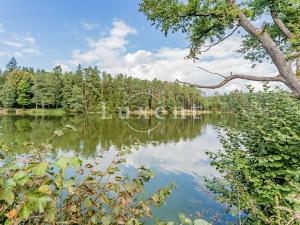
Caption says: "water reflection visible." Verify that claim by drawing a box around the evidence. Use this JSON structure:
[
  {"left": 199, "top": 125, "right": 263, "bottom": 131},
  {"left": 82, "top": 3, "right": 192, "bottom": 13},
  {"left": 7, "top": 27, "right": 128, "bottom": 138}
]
[
  {"left": 0, "top": 114, "right": 226, "bottom": 153},
  {"left": 0, "top": 114, "right": 235, "bottom": 224},
  {"left": 126, "top": 126, "right": 223, "bottom": 181}
]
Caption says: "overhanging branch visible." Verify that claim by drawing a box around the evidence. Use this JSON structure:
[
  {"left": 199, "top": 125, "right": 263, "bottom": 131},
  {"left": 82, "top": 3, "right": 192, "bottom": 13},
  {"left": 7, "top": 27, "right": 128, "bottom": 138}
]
[{"left": 176, "top": 74, "right": 285, "bottom": 89}]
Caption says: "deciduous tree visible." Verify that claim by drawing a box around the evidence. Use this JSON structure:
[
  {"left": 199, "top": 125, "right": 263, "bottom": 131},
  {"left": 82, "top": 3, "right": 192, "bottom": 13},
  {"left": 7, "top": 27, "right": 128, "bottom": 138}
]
[{"left": 140, "top": 0, "right": 300, "bottom": 97}]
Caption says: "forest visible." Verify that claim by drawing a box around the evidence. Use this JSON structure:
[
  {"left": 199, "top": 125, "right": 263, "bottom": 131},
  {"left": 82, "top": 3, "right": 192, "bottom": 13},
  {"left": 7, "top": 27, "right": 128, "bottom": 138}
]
[{"left": 0, "top": 58, "right": 210, "bottom": 113}]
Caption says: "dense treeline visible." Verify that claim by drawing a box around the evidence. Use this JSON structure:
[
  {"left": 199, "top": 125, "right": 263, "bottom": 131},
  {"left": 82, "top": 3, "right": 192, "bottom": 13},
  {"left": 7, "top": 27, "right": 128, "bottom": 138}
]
[
  {"left": 205, "top": 90, "right": 253, "bottom": 112},
  {"left": 0, "top": 58, "right": 208, "bottom": 113}
]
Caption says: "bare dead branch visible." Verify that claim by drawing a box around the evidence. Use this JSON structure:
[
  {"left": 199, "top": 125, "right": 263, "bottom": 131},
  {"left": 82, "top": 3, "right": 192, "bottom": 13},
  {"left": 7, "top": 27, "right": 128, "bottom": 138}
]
[
  {"left": 201, "top": 25, "right": 240, "bottom": 53},
  {"left": 197, "top": 66, "right": 227, "bottom": 78},
  {"left": 176, "top": 74, "right": 285, "bottom": 89}
]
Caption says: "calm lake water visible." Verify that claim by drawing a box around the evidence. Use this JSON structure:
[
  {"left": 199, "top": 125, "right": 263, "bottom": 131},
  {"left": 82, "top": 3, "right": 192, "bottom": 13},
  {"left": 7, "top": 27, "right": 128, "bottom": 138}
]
[{"left": 0, "top": 114, "right": 236, "bottom": 224}]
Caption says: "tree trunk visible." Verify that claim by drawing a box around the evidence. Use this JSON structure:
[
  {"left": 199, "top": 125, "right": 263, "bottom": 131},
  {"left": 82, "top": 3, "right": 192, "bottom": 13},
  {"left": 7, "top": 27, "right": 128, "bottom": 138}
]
[{"left": 237, "top": 10, "right": 300, "bottom": 97}]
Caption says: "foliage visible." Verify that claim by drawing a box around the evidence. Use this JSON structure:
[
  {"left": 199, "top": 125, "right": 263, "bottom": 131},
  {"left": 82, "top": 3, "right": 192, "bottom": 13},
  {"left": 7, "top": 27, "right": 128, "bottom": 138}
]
[
  {"left": 0, "top": 81, "right": 16, "bottom": 109},
  {"left": 0, "top": 126, "right": 176, "bottom": 224},
  {"left": 16, "top": 73, "right": 33, "bottom": 108},
  {"left": 140, "top": 0, "right": 238, "bottom": 59},
  {"left": 206, "top": 87, "right": 300, "bottom": 224},
  {"left": 139, "top": 0, "right": 300, "bottom": 62},
  {"left": 0, "top": 59, "right": 207, "bottom": 113},
  {"left": 239, "top": 0, "right": 300, "bottom": 64},
  {"left": 205, "top": 89, "right": 252, "bottom": 112}
]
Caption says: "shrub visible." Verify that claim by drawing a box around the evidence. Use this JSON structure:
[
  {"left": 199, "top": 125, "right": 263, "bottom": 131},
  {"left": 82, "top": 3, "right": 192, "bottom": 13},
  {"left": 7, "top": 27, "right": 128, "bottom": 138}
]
[
  {"left": 0, "top": 125, "right": 175, "bottom": 225},
  {"left": 206, "top": 87, "right": 300, "bottom": 224}
]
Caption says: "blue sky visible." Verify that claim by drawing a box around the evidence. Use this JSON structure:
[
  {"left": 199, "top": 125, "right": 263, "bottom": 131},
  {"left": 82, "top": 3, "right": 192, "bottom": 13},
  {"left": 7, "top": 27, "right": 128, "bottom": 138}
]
[
  {"left": 0, "top": 0, "right": 187, "bottom": 70},
  {"left": 0, "top": 0, "right": 277, "bottom": 93}
]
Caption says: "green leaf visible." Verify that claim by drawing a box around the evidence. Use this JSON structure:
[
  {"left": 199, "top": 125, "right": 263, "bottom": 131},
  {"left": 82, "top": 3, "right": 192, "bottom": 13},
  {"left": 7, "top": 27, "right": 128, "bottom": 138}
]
[
  {"left": 19, "top": 203, "right": 33, "bottom": 220},
  {"left": 44, "top": 202, "right": 56, "bottom": 222},
  {"left": 36, "top": 195, "right": 52, "bottom": 213},
  {"left": 55, "top": 156, "right": 82, "bottom": 172},
  {"left": 13, "top": 171, "right": 29, "bottom": 186},
  {"left": 101, "top": 215, "right": 113, "bottom": 225},
  {"left": 83, "top": 198, "right": 93, "bottom": 208},
  {"left": 38, "top": 184, "right": 51, "bottom": 194},
  {"left": 4, "top": 219, "right": 11, "bottom": 225},
  {"left": 4, "top": 179, "right": 16, "bottom": 190},
  {"left": 32, "top": 162, "right": 48, "bottom": 176},
  {"left": 0, "top": 189, "right": 14, "bottom": 205}
]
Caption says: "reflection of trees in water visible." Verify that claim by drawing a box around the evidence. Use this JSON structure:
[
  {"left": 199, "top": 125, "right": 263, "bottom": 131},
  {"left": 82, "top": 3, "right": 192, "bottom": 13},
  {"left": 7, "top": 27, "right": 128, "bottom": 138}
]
[{"left": 0, "top": 114, "right": 233, "bottom": 156}]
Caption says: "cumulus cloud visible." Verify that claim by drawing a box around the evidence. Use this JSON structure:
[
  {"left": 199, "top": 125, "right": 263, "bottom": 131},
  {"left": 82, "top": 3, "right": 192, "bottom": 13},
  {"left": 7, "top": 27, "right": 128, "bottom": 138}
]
[{"left": 58, "top": 19, "right": 279, "bottom": 93}]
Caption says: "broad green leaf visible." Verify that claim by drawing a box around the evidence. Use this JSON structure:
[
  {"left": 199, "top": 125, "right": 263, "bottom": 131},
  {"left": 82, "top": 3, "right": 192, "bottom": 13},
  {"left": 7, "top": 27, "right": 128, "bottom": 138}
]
[
  {"left": 13, "top": 171, "right": 29, "bottom": 186},
  {"left": 32, "top": 162, "right": 48, "bottom": 176},
  {"left": 4, "top": 179, "right": 16, "bottom": 190},
  {"left": 0, "top": 189, "right": 14, "bottom": 205},
  {"left": 19, "top": 203, "right": 33, "bottom": 220}
]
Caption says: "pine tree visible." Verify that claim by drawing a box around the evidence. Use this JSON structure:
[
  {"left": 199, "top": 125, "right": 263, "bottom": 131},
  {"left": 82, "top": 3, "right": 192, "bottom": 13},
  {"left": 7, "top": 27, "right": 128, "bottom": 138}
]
[{"left": 6, "top": 57, "right": 18, "bottom": 72}]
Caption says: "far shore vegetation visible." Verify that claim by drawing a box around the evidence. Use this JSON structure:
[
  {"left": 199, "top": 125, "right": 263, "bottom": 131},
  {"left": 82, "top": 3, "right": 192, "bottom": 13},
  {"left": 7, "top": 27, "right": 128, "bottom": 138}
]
[{"left": 0, "top": 58, "right": 245, "bottom": 116}]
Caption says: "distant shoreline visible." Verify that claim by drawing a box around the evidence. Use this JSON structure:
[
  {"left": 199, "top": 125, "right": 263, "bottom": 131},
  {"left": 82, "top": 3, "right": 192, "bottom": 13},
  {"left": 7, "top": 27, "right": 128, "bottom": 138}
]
[{"left": 0, "top": 108, "right": 214, "bottom": 116}]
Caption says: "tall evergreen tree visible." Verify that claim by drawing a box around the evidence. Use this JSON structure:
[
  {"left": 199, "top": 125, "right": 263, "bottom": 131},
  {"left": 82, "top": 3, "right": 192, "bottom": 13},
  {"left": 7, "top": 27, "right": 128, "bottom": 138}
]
[{"left": 6, "top": 57, "right": 18, "bottom": 72}]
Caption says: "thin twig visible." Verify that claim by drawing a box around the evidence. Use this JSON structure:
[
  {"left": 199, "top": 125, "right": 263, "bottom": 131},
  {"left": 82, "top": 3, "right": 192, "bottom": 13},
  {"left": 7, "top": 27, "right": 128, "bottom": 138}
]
[
  {"left": 197, "top": 66, "right": 227, "bottom": 78},
  {"left": 201, "top": 25, "right": 239, "bottom": 53}
]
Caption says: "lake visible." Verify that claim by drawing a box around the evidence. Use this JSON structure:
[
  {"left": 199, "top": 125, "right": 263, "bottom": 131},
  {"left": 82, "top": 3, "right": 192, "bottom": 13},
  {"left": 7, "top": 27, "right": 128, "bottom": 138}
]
[{"left": 0, "top": 114, "right": 236, "bottom": 224}]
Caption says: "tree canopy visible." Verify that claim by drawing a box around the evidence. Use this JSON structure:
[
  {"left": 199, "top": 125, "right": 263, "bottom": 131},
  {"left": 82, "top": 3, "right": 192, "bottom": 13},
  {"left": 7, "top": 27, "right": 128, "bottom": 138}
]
[{"left": 140, "top": 0, "right": 300, "bottom": 96}]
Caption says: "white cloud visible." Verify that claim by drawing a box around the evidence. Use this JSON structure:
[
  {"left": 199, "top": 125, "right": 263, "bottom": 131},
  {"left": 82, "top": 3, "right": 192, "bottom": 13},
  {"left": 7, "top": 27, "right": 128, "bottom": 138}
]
[
  {"left": 2, "top": 40, "right": 23, "bottom": 48},
  {"left": 80, "top": 21, "right": 100, "bottom": 31},
  {"left": 110, "top": 19, "right": 137, "bottom": 37},
  {"left": 0, "top": 33, "right": 40, "bottom": 57},
  {"left": 58, "top": 19, "right": 279, "bottom": 93}
]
